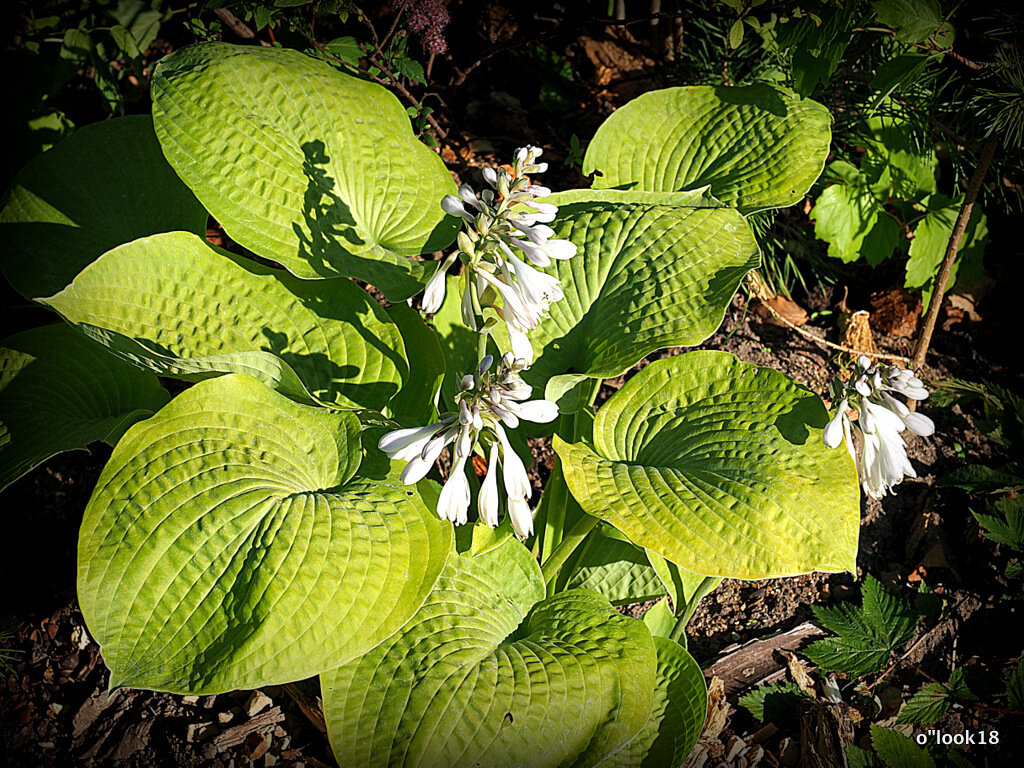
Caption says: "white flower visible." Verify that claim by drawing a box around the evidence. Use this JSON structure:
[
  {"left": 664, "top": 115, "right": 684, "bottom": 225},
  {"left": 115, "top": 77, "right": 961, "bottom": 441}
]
[
  {"left": 377, "top": 354, "right": 554, "bottom": 535},
  {"left": 425, "top": 146, "right": 578, "bottom": 363},
  {"left": 478, "top": 442, "right": 500, "bottom": 528},
  {"left": 422, "top": 253, "right": 456, "bottom": 314},
  {"left": 508, "top": 495, "right": 534, "bottom": 539},
  {"left": 822, "top": 359, "right": 935, "bottom": 499},
  {"left": 823, "top": 397, "right": 848, "bottom": 450},
  {"left": 438, "top": 455, "right": 471, "bottom": 524}
]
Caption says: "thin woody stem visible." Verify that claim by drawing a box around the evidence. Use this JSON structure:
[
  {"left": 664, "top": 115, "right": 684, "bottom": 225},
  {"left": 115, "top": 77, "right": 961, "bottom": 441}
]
[{"left": 911, "top": 134, "right": 1000, "bottom": 372}]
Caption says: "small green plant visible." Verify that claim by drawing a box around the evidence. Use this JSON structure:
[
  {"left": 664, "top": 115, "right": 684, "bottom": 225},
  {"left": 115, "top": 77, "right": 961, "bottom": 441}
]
[{"left": 804, "top": 574, "right": 923, "bottom": 678}]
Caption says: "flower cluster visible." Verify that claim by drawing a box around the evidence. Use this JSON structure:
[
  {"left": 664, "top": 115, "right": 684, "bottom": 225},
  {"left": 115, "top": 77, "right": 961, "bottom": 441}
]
[
  {"left": 378, "top": 354, "right": 558, "bottom": 537},
  {"left": 423, "top": 146, "right": 577, "bottom": 362},
  {"left": 823, "top": 356, "right": 935, "bottom": 499}
]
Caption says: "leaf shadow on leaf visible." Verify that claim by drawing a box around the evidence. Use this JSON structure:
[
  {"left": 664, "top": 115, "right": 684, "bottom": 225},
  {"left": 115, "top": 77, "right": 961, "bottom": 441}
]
[
  {"left": 289, "top": 141, "right": 448, "bottom": 299},
  {"left": 772, "top": 386, "right": 829, "bottom": 446},
  {"left": 712, "top": 83, "right": 789, "bottom": 117}
]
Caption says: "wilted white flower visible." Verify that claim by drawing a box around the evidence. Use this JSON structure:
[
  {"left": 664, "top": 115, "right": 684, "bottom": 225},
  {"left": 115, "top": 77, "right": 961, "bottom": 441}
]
[
  {"left": 378, "top": 353, "right": 557, "bottom": 537},
  {"left": 822, "top": 357, "right": 935, "bottom": 499},
  {"left": 423, "top": 146, "right": 578, "bottom": 361}
]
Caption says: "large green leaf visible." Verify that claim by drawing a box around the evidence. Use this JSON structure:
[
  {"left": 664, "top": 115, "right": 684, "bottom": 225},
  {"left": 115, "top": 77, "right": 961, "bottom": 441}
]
[
  {"left": 78, "top": 374, "right": 452, "bottom": 693},
  {"left": 566, "top": 526, "right": 668, "bottom": 606},
  {"left": 151, "top": 42, "right": 458, "bottom": 299},
  {"left": 905, "top": 193, "right": 987, "bottom": 292},
  {"left": 555, "top": 351, "right": 860, "bottom": 579},
  {"left": 583, "top": 85, "right": 832, "bottom": 213},
  {"left": 0, "top": 115, "right": 207, "bottom": 299},
  {"left": 594, "top": 637, "right": 707, "bottom": 768},
  {"left": 0, "top": 324, "right": 168, "bottom": 492},
  {"left": 41, "top": 231, "right": 407, "bottom": 412},
  {"left": 525, "top": 190, "right": 759, "bottom": 382},
  {"left": 812, "top": 183, "right": 900, "bottom": 265},
  {"left": 322, "top": 538, "right": 662, "bottom": 768}
]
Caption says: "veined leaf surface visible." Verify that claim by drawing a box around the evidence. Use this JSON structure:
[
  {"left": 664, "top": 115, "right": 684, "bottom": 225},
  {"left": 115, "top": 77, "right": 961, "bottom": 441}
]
[
  {"left": 594, "top": 637, "right": 707, "bottom": 767},
  {"left": 78, "top": 374, "right": 452, "bottom": 693},
  {"left": 322, "top": 539, "right": 664, "bottom": 768},
  {"left": 583, "top": 85, "right": 831, "bottom": 213},
  {"left": 0, "top": 324, "right": 168, "bottom": 491},
  {"left": 152, "top": 42, "right": 458, "bottom": 299},
  {"left": 0, "top": 115, "right": 207, "bottom": 299},
  {"left": 555, "top": 351, "right": 860, "bottom": 579},
  {"left": 526, "top": 190, "right": 759, "bottom": 382},
  {"left": 42, "top": 231, "right": 407, "bottom": 411}
]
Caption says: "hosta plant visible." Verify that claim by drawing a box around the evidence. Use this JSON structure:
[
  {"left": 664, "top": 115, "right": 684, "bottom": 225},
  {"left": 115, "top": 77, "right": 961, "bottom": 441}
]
[{"left": 0, "top": 43, "right": 861, "bottom": 766}]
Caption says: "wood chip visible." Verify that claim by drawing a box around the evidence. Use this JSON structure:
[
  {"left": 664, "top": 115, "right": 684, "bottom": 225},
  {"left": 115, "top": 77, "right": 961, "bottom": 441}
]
[
  {"left": 213, "top": 707, "right": 285, "bottom": 749},
  {"left": 245, "top": 690, "right": 273, "bottom": 716}
]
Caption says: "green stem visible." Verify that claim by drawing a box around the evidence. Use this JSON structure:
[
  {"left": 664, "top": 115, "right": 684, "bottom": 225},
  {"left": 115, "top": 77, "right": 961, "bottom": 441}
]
[
  {"left": 668, "top": 575, "right": 721, "bottom": 645},
  {"left": 540, "top": 513, "right": 599, "bottom": 585}
]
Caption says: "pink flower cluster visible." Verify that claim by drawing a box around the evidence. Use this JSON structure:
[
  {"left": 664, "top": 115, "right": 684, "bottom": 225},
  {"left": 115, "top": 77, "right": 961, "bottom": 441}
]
[{"left": 403, "top": 0, "right": 450, "bottom": 54}]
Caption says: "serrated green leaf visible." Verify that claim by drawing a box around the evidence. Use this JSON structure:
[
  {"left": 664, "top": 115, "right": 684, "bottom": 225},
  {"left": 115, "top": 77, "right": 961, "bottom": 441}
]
[
  {"left": 848, "top": 744, "right": 883, "bottom": 768},
  {"left": 942, "top": 464, "right": 1024, "bottom": 494},
  {"left": 0, "top": 324, "right": 168, "bottom": 492},
  {"left": 254, "top": 5, "right": 272, "bottom": 29},
  {"left": 905, "top": 194, "right": 987, "bottom": 293},
  {"left": 566, "top": 529, "right": 668, "bottom": 605},
  {"left": 872, "top": 0, "right": 946, "bottom": 45},
  {"left": 151, "top": 43, "right": 458, "bottom": 300},
  {"left": 973, "top": 496, "right": 1024, "bottom": 551},
  {"left": 112, "top": 0, "right": 164, "bottom": 52},
  {"left": 870, "top": 725, "right": 936, "bottom": 768},
  {"left": 0, "top": 116, "right": 207, "bottom": 300},
  {"left": 522, "top": 191, "right": 758, "bottom": 382},
  {"left": 862, "top": 117, "right": 938, "bottom": 201},
  {"left": 870, "top": 55, "right": 930, "bottom": 103},
  {"left": 40, "top": 231, "right": 407, "bottom": 412},
  {"left": 394, "top": 56, "right": 426, "bottom": 84},
  {"left": 593, "top": 636, "right": 707, "bottom": 767},
  {"left": 555, "top": 352, "right": 860, "bottom": 579},
  {"left": 324, "top": 35, "right": 361, "bottom": 65},
  {"left": 896, "top": 682, "right": 952, "bottom": 724},
  {"left": 738, "top": 680, "right": 810, "bottom": 725},
  {"left": 79, "top": 374, "right": 452, "bottom": 693},
  {"left": 322, "top": 539, "right": 662, "bottom": 768},
  {"left": 804, "top": 575, "right": 919, "bottom": 677},
  {"left": 109, "top": 25, "right": 141, "bottom": 59},
  {"left": 583, "top": 85, "right": 832, "bottom": 213},
  {"left": 812, "top": 183, "right": 900, "bottom": 265}
]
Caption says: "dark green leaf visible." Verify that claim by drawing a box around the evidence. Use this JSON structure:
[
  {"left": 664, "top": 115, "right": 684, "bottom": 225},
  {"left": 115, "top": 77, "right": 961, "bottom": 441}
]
[
  {"left": 393, "top": 56, "right": 426, "bottom": 84},
  {"left": 804, "top": 575, "right": 919, "bottom": 677},
  {"left": 848, "top": 744, "right": 883, "bottom": 768},
  {"left": 729, "top": 20, "right": 744, "bottom": 48},
  {"left": 872, "top": 0, "right": 945, "bottom": 45},
  {"left": 0, "top": 324, "right": 169, "bottom": 491},
  {"left": 870, "top": 725, "right": 936, "bottom": 768},
  {"left": 973, "top": 496, "right": 1024, "bottom": 551},
  {"left": 897, "top": 682, "right": 952, "bottom": 724},
  {"left": 738, "top": 681, "right": 810, "bottom": 726},
  {"left": 940, "top": 464, "right": 1024, "bottom": 493},
  {"left": 870, "top": 55, "right": 930, "bottom": 103},
  {"left": 325, "top": 36, "right": 362, "bottom": 65},
  {"left": 254, "top": 6, "right": 272, "bottom": 29}
]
